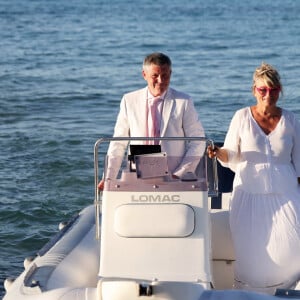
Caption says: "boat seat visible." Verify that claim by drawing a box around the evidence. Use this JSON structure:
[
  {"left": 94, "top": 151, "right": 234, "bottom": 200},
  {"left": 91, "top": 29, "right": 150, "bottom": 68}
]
[
  {"left": 210, "top": 205, "right": 235, "bottom": 289},
  {"left": 207, "top": 142, "right": 236, "bottom": 289},
  {"left": 211, "top": 209, "right": 235, "bottom": 261}
]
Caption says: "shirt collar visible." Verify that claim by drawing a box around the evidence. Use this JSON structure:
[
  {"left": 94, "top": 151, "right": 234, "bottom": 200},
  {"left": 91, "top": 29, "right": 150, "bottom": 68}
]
[{"left": 147, "top": 89, "right": 167, "bottom": 101}]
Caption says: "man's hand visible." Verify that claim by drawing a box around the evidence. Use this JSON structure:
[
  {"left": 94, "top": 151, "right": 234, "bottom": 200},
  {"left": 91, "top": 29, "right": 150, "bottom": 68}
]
[{"left": 98, "top": 179, "right": 105, "bottom": 191}]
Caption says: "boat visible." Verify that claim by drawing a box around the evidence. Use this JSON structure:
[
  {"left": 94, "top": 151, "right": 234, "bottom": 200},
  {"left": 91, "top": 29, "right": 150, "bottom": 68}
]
[{"left": 3, "top": 136, "right": 300, "bottom": 300}]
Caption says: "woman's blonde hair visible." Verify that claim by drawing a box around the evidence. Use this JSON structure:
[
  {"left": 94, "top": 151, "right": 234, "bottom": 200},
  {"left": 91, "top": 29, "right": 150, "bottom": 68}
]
[{"left": 252, "top": 62, "right": 282, "bottom": 92}]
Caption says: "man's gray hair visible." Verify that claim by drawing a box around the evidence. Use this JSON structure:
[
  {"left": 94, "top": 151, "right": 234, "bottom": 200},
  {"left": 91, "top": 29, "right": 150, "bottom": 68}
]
[{"left": 143, "top": 52, "right": 172, "bottom": 70}]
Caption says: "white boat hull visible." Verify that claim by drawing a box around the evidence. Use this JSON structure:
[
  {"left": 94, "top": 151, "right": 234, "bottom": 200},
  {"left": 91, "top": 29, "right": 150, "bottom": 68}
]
[
  {"left": 4, "top": 201, "right": 300, "bottom": 300},
  {"left": 4, "top": 205, "right": 99, "bottom": 300}
]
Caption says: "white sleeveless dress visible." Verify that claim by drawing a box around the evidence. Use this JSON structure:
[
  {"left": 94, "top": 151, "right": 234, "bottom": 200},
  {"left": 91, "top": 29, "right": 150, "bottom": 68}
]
[{"left": 221, "top": 107, "right": 300, "bottom": 291}]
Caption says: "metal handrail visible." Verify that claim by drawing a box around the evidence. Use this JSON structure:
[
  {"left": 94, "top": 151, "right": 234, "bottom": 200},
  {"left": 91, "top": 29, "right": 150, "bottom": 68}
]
[{"left": 93, "top": 136, "right": 218, "bottom": 239}]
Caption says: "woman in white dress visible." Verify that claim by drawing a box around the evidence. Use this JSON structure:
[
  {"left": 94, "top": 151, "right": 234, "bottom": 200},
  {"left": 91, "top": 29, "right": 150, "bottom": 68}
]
[{"left": 208, "top": 63, "right": 300, "bottom": 294}]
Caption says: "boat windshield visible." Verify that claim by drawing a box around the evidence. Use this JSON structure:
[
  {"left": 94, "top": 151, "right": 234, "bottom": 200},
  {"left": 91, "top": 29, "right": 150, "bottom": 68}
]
[
  {"left": 93, "top": 137, "right": 218, "bottom": 239},
  {"left": 94, "top": 137, "right": 218, "bottom": 194}
]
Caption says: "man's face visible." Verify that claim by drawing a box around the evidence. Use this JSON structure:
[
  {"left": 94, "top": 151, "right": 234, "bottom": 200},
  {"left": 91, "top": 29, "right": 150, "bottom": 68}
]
[{"left": 142, "top": 63, "right": 171, "bottom": 97}]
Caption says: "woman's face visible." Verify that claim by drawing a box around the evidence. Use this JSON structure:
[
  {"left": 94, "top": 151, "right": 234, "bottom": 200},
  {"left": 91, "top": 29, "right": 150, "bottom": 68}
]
[{"left": 253, "top": 78, "right": 281, "bottom": 108}]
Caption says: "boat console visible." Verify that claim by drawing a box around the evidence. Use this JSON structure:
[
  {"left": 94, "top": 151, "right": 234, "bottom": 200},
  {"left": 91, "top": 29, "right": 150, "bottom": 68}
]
[{"left": 95, "top": 137, "right": 215, "bottom": 299}]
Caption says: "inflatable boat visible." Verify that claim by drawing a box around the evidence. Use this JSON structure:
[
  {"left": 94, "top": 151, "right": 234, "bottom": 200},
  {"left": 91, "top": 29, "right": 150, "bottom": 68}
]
[{"left": 3, "top": 137, "right": 300, "bottom": 300}]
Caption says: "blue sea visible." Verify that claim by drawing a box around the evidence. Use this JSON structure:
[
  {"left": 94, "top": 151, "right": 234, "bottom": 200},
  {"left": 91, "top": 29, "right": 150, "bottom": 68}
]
[{"left": 1, "top": 0, "right": 300, "bottom": 297}]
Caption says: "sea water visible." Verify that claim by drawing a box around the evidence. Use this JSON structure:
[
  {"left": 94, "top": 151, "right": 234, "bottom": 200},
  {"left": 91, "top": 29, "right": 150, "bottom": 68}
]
[{"left": 1, "top": 0, "right": 300, "bottom": 297}]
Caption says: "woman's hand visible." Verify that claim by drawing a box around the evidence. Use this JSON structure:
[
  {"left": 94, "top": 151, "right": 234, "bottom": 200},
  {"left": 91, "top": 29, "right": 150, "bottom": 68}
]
[
  {"left": 207, "top": 145, "right": 228, "bottom": 162},
  {"left": 207, "top": 145, "right": 219, "bottom": 159}
]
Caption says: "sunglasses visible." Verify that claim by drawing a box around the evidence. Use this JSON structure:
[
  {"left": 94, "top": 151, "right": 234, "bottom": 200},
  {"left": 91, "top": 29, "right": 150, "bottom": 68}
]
[{"left": 256, "top": 86, "right": 281, "bottom": 96}]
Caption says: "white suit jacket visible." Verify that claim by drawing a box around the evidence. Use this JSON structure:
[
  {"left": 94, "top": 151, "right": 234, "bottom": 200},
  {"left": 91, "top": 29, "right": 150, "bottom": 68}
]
[{"left": 106, "top": 87, "right": 205, "bottom": 179}]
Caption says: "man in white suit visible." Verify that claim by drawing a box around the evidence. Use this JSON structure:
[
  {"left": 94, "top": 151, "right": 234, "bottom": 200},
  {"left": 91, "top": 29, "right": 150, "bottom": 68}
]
[{"left": 98, "top": 52, "right": 205, "bottom": 189}]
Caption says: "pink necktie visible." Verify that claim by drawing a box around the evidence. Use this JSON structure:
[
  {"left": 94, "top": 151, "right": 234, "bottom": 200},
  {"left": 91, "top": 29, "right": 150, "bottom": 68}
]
[{"left": 148, "top": 97, "right": 162, "bottom": 145}]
